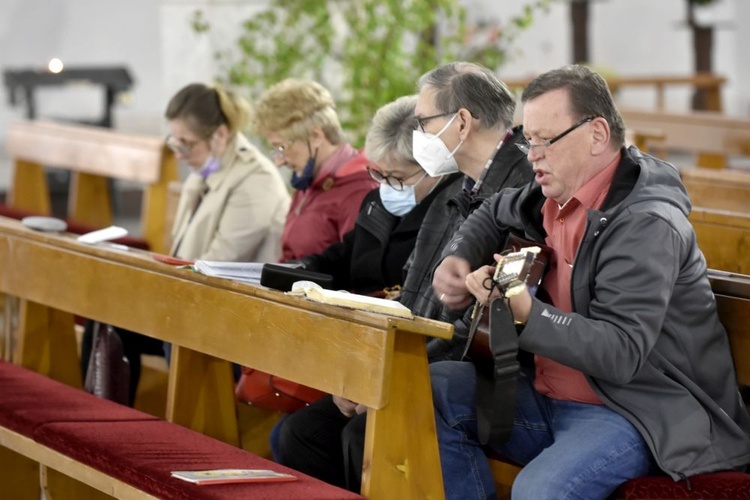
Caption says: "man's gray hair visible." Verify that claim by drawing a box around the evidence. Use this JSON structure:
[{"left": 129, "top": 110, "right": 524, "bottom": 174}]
[
  {"left": 418, "top": 62, "right": 516, "bottom": 131},
  {"left": 365, "top": 95, "right": 419, "bottom": 166}
]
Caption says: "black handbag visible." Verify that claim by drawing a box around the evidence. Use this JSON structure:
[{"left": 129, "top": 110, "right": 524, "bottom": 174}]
[{"left": 84, "top": 322, "right": 130, "bottom": 405}]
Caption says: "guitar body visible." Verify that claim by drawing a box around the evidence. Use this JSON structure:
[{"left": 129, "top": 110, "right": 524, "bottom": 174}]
[{"left": 462, "top": 234, "right": 550, "bottom": 368}]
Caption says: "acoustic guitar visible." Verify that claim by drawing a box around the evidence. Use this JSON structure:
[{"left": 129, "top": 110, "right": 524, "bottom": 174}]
[{"left": 462, "top": 235, "right": 550, "bottom": 374}]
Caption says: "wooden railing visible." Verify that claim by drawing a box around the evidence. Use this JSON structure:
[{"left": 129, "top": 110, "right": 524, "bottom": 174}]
[
  {"left": 621, "top": 110, "right": 750, "bottom": 169},
  {"left": 504, "top": 73, "right": 726, "bottom": 112}
]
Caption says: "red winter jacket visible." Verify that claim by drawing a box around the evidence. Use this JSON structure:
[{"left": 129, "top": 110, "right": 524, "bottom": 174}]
[{"left": 280, "top": 144, "right": 376, "bottom": 262}]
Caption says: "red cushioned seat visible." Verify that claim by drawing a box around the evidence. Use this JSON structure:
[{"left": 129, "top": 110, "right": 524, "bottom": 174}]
[
  {"left": 35, "top": 420, "right": 363, "bottom": 500},
  {"left": 0, "top": 362, "right": 157, "bottom": 436},
  {"left": 614, "top": 471, "right": 750, "bottom": 499},
  {"left": 0, "top": 205, "right": 151, "bottom": 250}
]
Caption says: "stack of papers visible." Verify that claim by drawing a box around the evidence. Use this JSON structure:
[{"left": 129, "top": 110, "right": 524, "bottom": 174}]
[{"left": 192, "top": 261, "right": 266, "bottom": 284}]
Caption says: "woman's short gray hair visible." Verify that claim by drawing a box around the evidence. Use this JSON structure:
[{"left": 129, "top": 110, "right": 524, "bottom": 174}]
[{"left": 365, "top": 95, "right": 419, "bottom": 166}]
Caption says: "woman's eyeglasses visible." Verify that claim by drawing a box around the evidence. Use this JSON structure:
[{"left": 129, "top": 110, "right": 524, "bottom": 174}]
[
  {"left": 367, "top": 164, "right": 423, "bottom": 191},
  {"left": 270, "top": 140, "right": 294, "bottom": 160},
  {"left": 165, "top": 135, "right": 200, "bottom": 156}
]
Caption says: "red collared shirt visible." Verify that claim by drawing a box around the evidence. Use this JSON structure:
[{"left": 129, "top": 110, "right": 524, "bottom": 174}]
[{"left": 534, "top": 154, "right": 621, "bottom": 403}]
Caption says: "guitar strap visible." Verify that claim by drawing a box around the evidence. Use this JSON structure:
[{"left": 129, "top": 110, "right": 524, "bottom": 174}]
[{"left": 475, "top": 297, "right": 519, "bottom": 445}]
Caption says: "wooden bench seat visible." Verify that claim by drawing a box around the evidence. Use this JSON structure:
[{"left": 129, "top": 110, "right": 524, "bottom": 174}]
[
  {"left": 0, "top": 361, "right": 362, "bottom": 500},
  {"left": 0, "top": 204, "right": 150, "bottom": 250}
]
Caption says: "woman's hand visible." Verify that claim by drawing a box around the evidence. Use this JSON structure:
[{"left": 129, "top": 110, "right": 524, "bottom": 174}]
[{"left": 332, "top": 395, "right": 366, "bottom": 417}]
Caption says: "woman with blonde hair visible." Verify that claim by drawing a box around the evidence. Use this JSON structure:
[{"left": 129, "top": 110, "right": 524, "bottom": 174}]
[
  {"left": 82, "top": 83, "right": 290, "bottom": 406},
  {"left": 166, "top": 83, "right": 290, "bottom": 261},
  {"left": 251, "top": 78, "right": 376, "bottom": 261}
]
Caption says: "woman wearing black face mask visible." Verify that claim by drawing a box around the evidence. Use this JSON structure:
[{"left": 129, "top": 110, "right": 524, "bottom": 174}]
[{"left": 251, "top": 78, "right": 377, "bottom": 262}]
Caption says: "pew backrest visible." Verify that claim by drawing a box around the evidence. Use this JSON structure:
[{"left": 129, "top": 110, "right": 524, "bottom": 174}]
[
  {"left": 621, "top": 108, "right": 750, "bottom": 169},
  {"left": 682, "top": 167, "right": 750, "bottom": 213},
  {"left": 5, "top": 120, "right": 178, "bottom": 253},
  {"left": 690, "top": 207, "right": 750, "bottom": 275},
  {"left": 0, "top": 217, "right": 452, "bottom": 499},
  {"left": 708, "top": 270, "right": 750, "bottom": 387},
  {"left": 504, "top": 74, "right": 726, "bottom": 112}
]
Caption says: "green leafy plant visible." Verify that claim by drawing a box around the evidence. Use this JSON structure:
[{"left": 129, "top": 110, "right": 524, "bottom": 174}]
[{"left": 194, "top": 0, "right": 551, "bottom": 145}]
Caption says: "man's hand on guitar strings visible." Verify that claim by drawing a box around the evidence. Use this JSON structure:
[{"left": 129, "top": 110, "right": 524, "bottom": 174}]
[
  {"left": 466, "top": 264, "right": 500, "bottom": 306},
  {"left": 433, "top": 256, "right": 474, "bottom": 310}
]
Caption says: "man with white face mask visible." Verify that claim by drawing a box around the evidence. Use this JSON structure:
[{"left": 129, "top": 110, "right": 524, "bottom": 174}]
[
  {"left": 274, "top": 62, "right": 534, "bottom": 494},
  {"left": 403, "top": 61, "right": 535, "bottom": 361}
]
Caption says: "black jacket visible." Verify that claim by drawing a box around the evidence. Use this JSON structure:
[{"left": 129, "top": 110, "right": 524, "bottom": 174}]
[
  {"left": 300, "top": 179, "right": 453, "bottom": 295},
  {"left": 397, "top": 126, "right": 534, "bottom": 361}
]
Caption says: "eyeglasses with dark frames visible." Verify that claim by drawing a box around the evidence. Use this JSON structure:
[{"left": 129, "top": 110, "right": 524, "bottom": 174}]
[
  {"left": 416, "top": 111, "right": 459, "bottom": 132},
  {"left": 367, "top": 164, "right": 423, "bottom": 191},
  {"left": 516, "top": 116, "right": 597, "bottom": 155}
]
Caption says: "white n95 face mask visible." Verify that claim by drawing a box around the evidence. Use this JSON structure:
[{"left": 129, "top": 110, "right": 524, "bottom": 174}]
[{"left": 412, "top": 113, "right": 464, "bottom": 177}]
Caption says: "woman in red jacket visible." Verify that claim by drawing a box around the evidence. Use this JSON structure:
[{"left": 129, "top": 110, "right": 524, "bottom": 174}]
[{"left": 251, "top": 78, "right": 377, "bottom": 261}]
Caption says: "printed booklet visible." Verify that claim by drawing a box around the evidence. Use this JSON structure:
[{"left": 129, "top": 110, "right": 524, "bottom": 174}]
[{"left": 170, "top": 468, "right": 297, "bottom": 485}]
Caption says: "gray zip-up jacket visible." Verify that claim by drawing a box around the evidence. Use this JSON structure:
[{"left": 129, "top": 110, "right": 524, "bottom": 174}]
[{"left": 443, "top": 146, "right": 750, "bottom": 479}]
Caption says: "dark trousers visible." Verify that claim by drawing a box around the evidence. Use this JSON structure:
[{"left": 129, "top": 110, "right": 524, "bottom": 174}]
[
  {"left": 80, "top": 320, "right": 165, "bottom": 406},
  {"left": 277, "top": 394, "right": 366, "bottom": 492}
]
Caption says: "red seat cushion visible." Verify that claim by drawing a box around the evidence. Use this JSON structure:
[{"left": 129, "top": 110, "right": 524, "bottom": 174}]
[
  {"left": 615, "top": 472, "right": 750, "bottom": 499},
  {"left": 0, "top": 204, "right": 150, "bottom": 250},
  {"left": 35, "top": 420, "right": 363, "bottom": 500},
  {"left": 0, "top": 361, "right": 157, "bottom": 436}
]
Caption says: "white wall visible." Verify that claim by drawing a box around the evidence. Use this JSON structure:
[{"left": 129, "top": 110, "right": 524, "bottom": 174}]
[
  {"left": 0, "top": 0, "right": 746, "bottom": 190},
  {"left": 469, "top": 0, "right": 742, "bottom": 114},
  {"left": 0, "top": 0, "right": 163, "bottom": 189}
]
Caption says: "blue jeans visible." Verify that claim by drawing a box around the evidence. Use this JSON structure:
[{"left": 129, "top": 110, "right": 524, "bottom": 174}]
[{"left": 431, "top": 361, "right": 657, "bottom": 500}]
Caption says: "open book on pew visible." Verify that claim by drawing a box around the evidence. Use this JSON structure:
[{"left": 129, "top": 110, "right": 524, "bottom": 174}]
[
  {"left": 289, "top": 282, "right": 413, "bottom": 319},
  {"left": 171, "top": 468, "right": 297, "bottom": 485}
]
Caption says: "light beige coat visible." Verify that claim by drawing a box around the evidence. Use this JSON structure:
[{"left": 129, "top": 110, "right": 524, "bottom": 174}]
[{"left": 170, "top": 133, "right": 290, "bottom": 262}]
